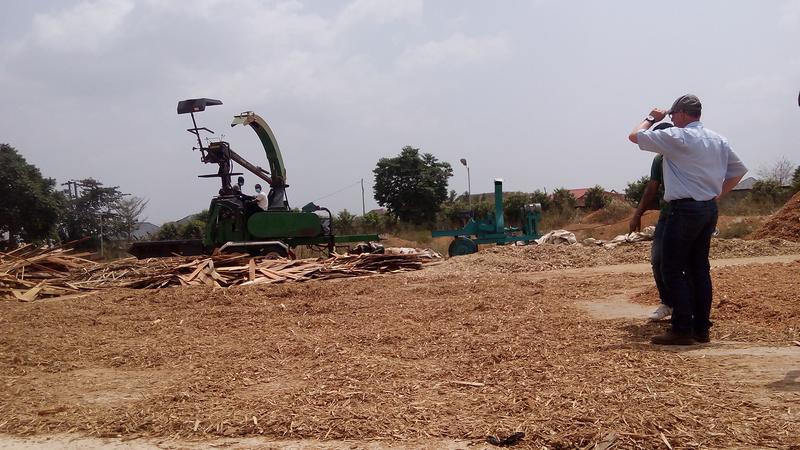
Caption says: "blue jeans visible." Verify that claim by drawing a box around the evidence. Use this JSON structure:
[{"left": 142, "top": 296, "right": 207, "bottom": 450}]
[
  {"left": 651, "top": 216, "right": 669, "bottom": 307},
  {"left": 661, "top": 200, "right": 718, "bottom": 335}
]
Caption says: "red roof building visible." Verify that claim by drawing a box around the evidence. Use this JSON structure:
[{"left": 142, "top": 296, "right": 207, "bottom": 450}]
[{"left": 564, "top": 188, "right": 626, "bottom": 208}]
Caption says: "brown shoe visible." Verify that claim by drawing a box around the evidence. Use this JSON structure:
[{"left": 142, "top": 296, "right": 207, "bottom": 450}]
[
  {"left": 651, "top": 330, "right": 695, "bottom": 345},
  {"left": 693, "top": 330, "right": 710, "bottom": 343}
]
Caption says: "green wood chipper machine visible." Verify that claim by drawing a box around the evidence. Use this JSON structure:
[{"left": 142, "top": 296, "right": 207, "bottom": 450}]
[
  {"left": 432, "top": 178, "right": 542, "bottom": 257},
  {"left": 129, "top": 98, "right": 378, "bottom": 259}
]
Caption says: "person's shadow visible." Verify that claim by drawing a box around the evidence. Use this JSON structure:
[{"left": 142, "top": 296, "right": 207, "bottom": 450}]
[
  {"left": 593, "top": 322, "right": 666, "bottom": 351},
  {"left": 598, "top": 322, "right": 702, "bottom": 352},
  {"left": 619, "top": 322, "right": 664, "bottom": 342},
  {"left": 766, "top": 370, "right": 800, "bottom": 392}
]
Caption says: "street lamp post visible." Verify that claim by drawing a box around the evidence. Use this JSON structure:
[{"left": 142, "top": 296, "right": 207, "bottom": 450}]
[{"left": 459, "top": 158, "right": 471, "bottom": 212}]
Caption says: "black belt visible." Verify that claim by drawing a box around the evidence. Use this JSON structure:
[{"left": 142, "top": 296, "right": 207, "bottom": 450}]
[{"left": 670, "top": 198, "right": 715, "bottom": 204}]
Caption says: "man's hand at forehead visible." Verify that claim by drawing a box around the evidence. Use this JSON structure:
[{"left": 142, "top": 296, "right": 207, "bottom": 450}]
[
  {"left": 629, "top": 107, "right": 667, "bottom": 144},
  {"left": 649, "top": 108, "right": 667, "bottom": 122}
]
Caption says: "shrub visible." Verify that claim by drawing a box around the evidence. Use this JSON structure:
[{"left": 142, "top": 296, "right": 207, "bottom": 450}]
[
  {"left": 503, "top": 192, "right": 532, "bottom": 226},
  {"left": 551, "top": 187, "right": 576, "bottom": 211},
  {"left": 436, "top": 202, "right": 470, "bottom": 229},
  {"left": 584, "top": 185, "right": 608, "bottom": 211},
  {"left": 178, "top": 220, "right": 205, "bottom": 239},
  {"left": 154, "top": 223, "right": 179, "bottom": 240},
  {"left": 333, "top": 209, "right": 355, "bottom": 234},
  {"left": 749, "top": 179, "right": 783, "bottom": 204},
  {"left": 530, "top": 189, "right": 552, "bottom": 211},
  {"left": 472, "top": 200, "right": 495, "bottom": 220},
  {"left": 625, "top": 176, "right": 649, "bottom": 204}
]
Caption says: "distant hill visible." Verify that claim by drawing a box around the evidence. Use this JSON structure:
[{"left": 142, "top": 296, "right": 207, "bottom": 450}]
[
  {"left": 132, "top": 222, "right": 160, "bottom": 240},
  {"left": 174, "top": 214, "right": 197, "bottom": 226}
]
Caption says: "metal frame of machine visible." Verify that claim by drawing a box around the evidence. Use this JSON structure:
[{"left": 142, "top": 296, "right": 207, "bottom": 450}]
[
  {"left": 432, "top": 178, "right": 542, "bottom": 257},
  {"left": 128, "top": 98, "right": 378, "bottom": 259}
]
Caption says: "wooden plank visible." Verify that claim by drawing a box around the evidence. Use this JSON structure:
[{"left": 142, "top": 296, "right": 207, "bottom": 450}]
[
  {"left": 15, "top": 282, "right": 45, "bottom": 302},
  {"left": 248, "top": 258, "right": 256, "bottom": 282},
  {"left": 184, "top": 260, "right": 209, "bottom": 282},
  {"left": 258, "top": 268, "right": 286, "bottom": 281},
  {"left": 240, "top": 277, "right": 281, "bottom": 286},
  {"left": 208, "top": 267, "right": 226, "bottom": 283}
]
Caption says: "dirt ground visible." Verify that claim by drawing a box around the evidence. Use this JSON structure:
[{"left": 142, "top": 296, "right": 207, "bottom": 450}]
[
  {"left": 565, "top": 211, "right": 771, "bottom": 241},
  {"left": 1, "top": 240, "right": 799, "bottom": 449}
]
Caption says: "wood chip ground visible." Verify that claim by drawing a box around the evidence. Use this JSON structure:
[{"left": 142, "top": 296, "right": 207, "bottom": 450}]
[{"left": 1, "top": 239, "right": 798, "bottom": 448}]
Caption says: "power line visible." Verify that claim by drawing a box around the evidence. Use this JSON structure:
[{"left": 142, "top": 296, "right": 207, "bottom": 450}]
[{"left": 310, "top": 180, "right": 363, "bottom": 203}]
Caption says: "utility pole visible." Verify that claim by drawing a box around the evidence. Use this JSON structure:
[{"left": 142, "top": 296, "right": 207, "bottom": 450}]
[
  {"left": 61, "top": 180, "right": 79, "bottom": 200},
  {"left": 99, "top": 213, "right": 104, "bottom": 259},
  {"left": 460, "top": 158, "right": 471, "bottom": 214},
  {"left": 361, "top": 178, "right": 366, "bottom": 216}
]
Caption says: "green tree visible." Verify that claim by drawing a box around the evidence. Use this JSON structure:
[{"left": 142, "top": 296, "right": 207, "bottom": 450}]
[
  {"left": 0, "top": 144, "right": 64, "bottom": 246},
  {"left": 373, "top": 146, "right": 453, "bottom": 225},
  {"left": 792, "top": 166, "right": 800, "bottom": 193},
  {"left": 530, "top": 189, "right": 552, "bottom": 211},
  {"left": 190, "top": 209, "right": 210, "bottom": 223},
  {"left": 178, "top": 220, "right": 205, "bottom": 239},
  {"left": 749, "top": 179, "right": 783, "bottom": 204},
  {"left": 625, "top": 176, "right": 650, "bottom": 204},
  {"left": 472, "top": 200, "right": 495, "bottom": 219},
  {"left": 503, "top": 192, "right": 531, "bottom": 226},
  {"left": 357, "top": 211, "right": 386, "bottom": 234},
  {"left": 154, "top": 210, "right": 208, "bottom": 240},
  {"left": 584, "top": 185, "right": 608, "bottom": 211},
  {"left": 551, "top": 187, "right": 576, "bottom": 211},
  {"left": 155, "top": 223, "right": 179, "bottom": 240},
  {"left": 60, "top": 178, "right": 126, "bottom": 248},
  {"left": 437, "top": 201, "right": 471, "bottom": 228},
  {"left": 333, "top": 209, "right": 355, "bottom": 234}
]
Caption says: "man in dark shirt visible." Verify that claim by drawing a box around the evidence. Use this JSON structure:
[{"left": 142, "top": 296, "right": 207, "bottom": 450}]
[
  {"left": 630, "top": 122, "right": 673, "bottom": 321},
  {"left": 629, "top": 122, "right": 673, "bottom": 321}
]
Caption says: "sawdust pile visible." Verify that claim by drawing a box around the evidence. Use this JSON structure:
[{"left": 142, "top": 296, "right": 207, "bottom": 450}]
[
  {"left": 436, "top": 242, "right": 651, "bottom": 274},
  {"left": 709, "top": 236, "right": 800, "bottom": 257},
  {"left": 437, "top": 238, "right": 800, "bottom": 274},
  {"left": 750, "top": 190, "right": 800, "bottom": 242}
]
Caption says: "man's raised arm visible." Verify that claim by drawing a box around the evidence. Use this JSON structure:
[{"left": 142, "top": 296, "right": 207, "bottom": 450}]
[{"left": 628, "top": 108, "right": 667, "bottom": 144}]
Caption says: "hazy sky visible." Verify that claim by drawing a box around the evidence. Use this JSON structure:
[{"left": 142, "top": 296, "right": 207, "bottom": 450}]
[{"left": 2, "top": 0, "right": 798, "bottom": 224}]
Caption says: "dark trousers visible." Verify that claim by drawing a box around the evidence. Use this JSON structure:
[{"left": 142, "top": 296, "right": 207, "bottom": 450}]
[
  {"left": 661, "top": 200, "right": 718, "bottom": 335},
  {"left": 651, "top": 216, "right": 669, "bottom": 307}
]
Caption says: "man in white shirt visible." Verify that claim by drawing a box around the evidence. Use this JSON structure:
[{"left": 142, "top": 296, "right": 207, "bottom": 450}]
[
  {"left": 254, "top": 184, "right": 268, "bottom": 210},
  {"left": 628, "top": 94, "right": 747, "bottom": 345}
]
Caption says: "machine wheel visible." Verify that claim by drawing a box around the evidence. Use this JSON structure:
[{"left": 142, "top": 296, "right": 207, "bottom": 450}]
[
  {"left": 262, "top": 250, "right": 286, "bottom": 259},
  {"left": 249, "top": 245, "right": 289, "bottom": 259},
  {"left": 448, "top": 237, "right": 478, "bottom": 257}
]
